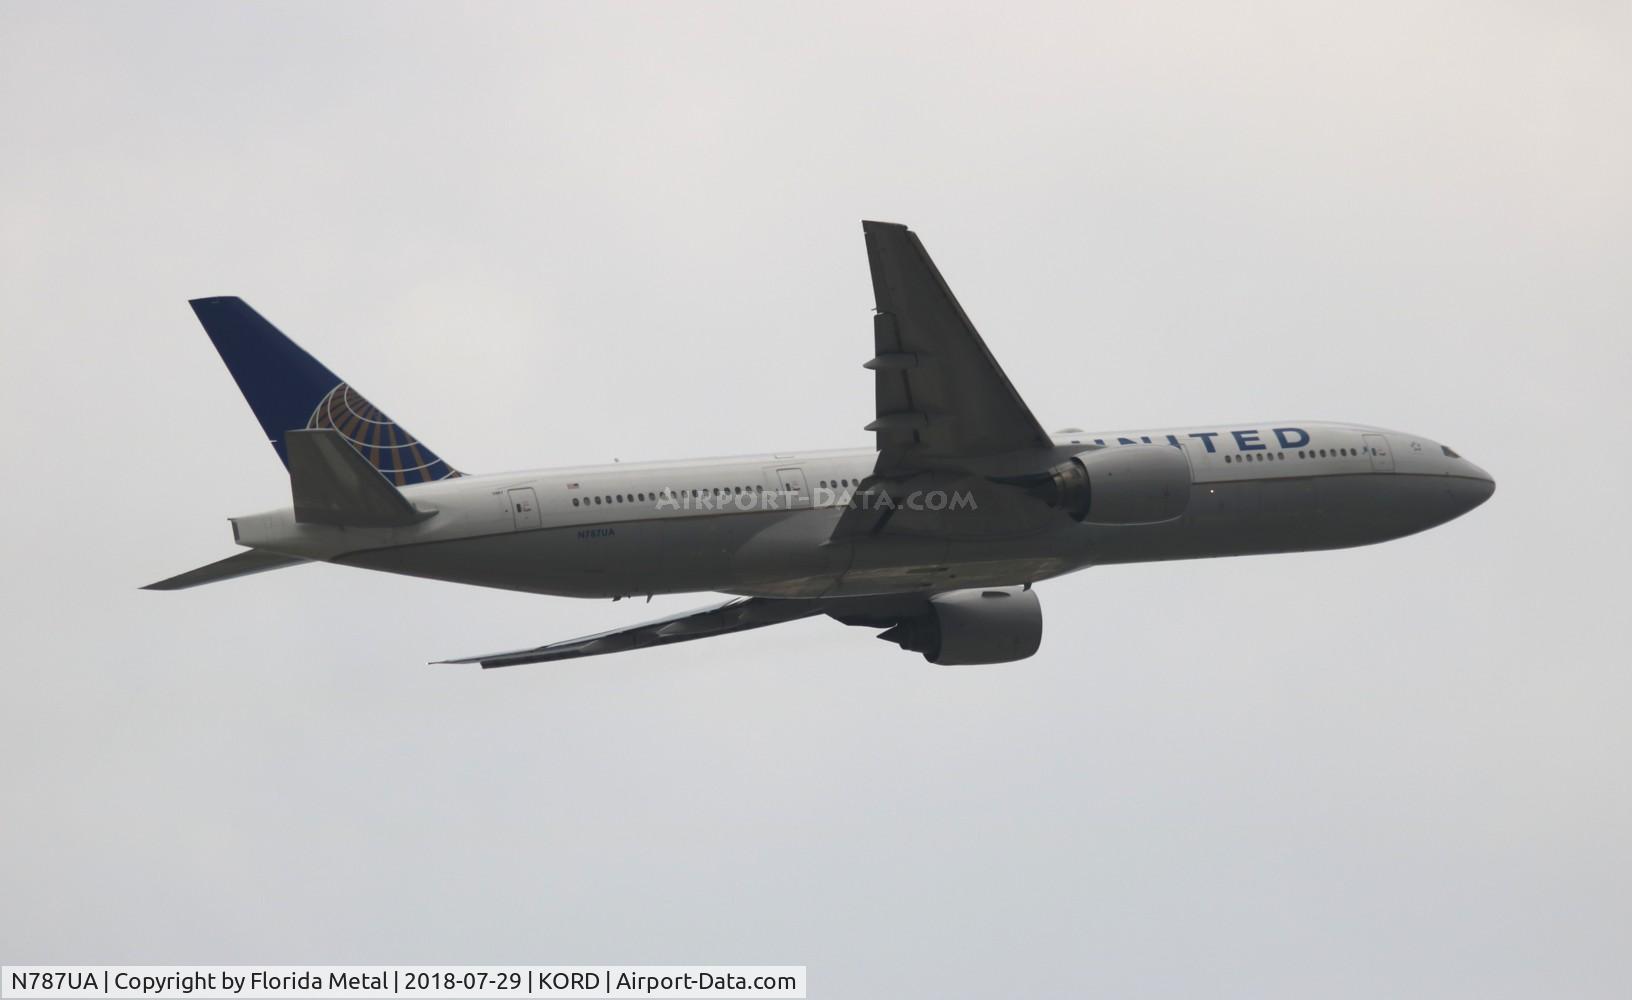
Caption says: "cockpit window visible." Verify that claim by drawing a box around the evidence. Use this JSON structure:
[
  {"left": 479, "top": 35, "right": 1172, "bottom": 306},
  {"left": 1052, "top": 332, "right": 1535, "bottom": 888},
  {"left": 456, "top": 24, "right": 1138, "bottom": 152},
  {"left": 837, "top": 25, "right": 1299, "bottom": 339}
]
[{"left": 1441, "top": 445, "right": 1461, "bottom": 459}]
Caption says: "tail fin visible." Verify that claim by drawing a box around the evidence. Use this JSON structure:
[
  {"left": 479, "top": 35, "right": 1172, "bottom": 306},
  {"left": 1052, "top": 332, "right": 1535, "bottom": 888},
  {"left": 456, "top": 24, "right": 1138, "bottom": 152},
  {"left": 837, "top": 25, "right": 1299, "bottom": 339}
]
[{"left": 189, "top": 297, "right": 461, "bottom": 485}]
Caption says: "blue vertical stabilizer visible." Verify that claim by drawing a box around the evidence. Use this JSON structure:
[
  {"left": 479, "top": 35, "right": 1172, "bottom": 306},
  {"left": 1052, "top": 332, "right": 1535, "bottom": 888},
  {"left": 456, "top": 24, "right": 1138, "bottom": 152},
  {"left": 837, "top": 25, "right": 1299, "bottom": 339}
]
[{"left": 189, "top": 297, "right": 460, "bottom": 484}]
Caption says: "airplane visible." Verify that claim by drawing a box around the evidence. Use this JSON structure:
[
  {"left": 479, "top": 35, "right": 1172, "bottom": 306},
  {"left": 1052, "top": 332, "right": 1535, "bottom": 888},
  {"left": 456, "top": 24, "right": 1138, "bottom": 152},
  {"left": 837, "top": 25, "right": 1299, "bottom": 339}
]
[{"left": 145, "top": 221, "right": 1495, "bottom": 667}]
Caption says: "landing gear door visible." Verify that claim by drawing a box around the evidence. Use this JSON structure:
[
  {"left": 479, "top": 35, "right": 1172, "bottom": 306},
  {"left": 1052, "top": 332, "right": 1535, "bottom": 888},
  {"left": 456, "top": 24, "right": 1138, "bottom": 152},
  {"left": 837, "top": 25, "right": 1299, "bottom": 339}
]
[
  {"left": 1363, "top": 434, "right": 1394, "bottom": 473},
  {"left": 766, "top": 466, "right": 810, "bottom": 509}
]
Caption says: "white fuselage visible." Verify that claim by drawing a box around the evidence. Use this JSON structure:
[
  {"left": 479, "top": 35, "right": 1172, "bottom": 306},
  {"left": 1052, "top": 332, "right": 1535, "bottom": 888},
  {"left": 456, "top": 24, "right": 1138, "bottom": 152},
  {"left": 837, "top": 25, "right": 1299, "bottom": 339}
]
[{"left": 229, "top": 421, "right": 1495, "bottom": 601}]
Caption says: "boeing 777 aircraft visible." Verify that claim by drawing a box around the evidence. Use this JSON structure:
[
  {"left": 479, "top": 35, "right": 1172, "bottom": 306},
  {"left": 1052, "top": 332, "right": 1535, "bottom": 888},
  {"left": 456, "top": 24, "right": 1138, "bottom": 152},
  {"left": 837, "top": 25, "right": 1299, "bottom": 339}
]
[{"left": 147, "top": 221, "right": 1494, "bottom": 666}]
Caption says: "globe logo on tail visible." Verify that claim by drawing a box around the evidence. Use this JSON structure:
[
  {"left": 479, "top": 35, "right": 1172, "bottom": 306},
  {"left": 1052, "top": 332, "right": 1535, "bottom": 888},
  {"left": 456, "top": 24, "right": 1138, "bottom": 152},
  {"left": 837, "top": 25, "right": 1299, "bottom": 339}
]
[{"left": 307, "top": 383, "right": 461, "bottom": 485}]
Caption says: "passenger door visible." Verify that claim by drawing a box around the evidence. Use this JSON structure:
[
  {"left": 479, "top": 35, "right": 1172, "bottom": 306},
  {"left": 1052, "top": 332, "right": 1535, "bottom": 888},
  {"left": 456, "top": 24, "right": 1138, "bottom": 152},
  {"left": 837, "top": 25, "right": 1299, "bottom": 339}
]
[
  {"left": 766, "top": 466, "right": 810, "bottom": 509},
  {"left": 1363, "top": 434, "right": 1394, "bottom": 473},
  {"left": 508, "top": 487, "right": 541, "bottom": 530}
]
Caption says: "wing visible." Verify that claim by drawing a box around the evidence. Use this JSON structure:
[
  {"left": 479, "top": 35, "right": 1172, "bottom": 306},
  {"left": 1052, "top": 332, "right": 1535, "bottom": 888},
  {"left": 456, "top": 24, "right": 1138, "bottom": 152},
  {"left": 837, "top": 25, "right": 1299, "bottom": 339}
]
[
  {"left": 434, "top": 596, "right": 827, "bottom": 669},
  {"left": 142, "top": 549, "right": 307, "bottom": 591},
  {"left": 862, "top": 220, "right": 1052, "bottom": 471}
]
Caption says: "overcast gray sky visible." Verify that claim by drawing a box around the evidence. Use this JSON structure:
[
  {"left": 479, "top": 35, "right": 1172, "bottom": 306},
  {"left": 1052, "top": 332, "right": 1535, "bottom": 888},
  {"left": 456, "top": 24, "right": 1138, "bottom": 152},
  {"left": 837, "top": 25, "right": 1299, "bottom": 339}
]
[{"left": 2, "top": 2, "right": 1628, "bottom": 996}]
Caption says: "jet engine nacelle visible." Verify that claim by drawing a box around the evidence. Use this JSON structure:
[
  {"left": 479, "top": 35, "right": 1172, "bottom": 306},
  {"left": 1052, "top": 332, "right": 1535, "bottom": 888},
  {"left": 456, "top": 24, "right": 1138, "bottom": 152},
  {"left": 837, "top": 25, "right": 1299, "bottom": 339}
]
[
  {"left": 878, "top": 586, "right": 1043, "bottom": 665},
  {"left": 1035, "top": 444, "right": 1192, "bottom": 524}
]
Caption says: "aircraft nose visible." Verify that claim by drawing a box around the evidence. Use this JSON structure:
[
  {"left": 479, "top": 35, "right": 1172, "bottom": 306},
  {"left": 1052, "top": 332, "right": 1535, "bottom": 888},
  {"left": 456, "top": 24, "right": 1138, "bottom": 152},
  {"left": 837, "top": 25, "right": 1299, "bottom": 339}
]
[{"left": 1455, "top": 466, "right": 1496, "bottom": 513}]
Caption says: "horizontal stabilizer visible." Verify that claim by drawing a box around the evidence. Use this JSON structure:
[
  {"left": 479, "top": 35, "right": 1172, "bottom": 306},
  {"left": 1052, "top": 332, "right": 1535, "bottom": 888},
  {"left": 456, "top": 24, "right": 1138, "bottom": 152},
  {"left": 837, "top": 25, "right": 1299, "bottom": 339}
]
[
  {"left": 287, "top": 429, "right": 435, "bottom": 527},
  {"left": 142, "top": 549, "right": 306, "bottom": 591}
]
